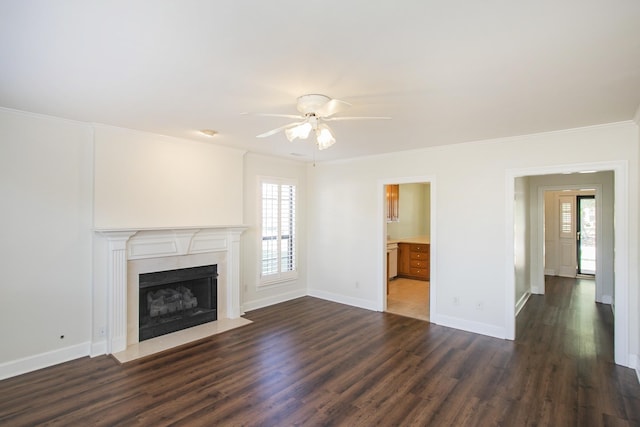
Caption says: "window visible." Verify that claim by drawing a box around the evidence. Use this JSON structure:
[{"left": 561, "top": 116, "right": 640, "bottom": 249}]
[
  {"left": 260, "top": 177, "right": 297, "bottom": 284},
  {"left": 560, "top": 197, "right": 573, "bottom": 237}
]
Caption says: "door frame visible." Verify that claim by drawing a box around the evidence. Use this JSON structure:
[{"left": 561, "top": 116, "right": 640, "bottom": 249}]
[
  {"left": 378, "top": 175, "right": 436, "bottom": 320},
  {"left": 505, "top": 161, "right": 629, "bottom": 367},
  {"left": 538, "top": 185, "right": 603, "bottom": 296}
]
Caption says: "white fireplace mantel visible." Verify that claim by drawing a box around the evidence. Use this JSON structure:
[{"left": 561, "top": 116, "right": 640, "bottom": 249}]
[{"left": 96, "top": 226, "right": 247, "bottom": 355}]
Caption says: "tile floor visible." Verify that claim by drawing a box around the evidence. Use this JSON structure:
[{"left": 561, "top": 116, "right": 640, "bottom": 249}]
[{"left": 386, "top": 277, "right": 430, "bottom": 321}]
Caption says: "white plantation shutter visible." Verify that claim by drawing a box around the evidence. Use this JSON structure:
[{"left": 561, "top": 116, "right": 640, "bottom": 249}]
[
  {"left": 560, "top": 198, "right": 574, "bottom": 238},
  {"left": 261, "top": 182, "right": 279, "bottom": 276},
  {"left": 260, "top": 178, "right": 297, "bottom": 283},
  {"left": 280, "top": 183, "right": 296, "bottom": 272}
]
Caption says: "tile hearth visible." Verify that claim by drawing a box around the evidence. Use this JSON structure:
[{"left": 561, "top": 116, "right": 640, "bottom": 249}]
[{"left": 113, "top": 317, "right": 252, "bottom": 363}]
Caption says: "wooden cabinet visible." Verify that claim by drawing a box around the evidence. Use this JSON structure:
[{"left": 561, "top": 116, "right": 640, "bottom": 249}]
[
  {"left": 398, "top": 243, "right": 411, "bottom": 276},
  {"left": 398, "top": 243, "right": 430, "bottom": 281}
]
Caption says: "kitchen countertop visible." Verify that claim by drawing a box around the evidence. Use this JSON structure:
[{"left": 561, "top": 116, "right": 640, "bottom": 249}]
[{"left": 387, "top": 236, "right": 430, "bottom": 245}]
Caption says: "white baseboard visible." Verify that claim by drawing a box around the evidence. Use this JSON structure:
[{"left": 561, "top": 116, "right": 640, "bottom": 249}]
[
  {"left": 307, "top": 289, "right": 379, "bottom": 312},
  {"left": 243, "top": 289, "right": 307, "bottom": 312},
  {"left": 433, "top": 314, "right": 506, "bottom": 340},
  {"left": 90, "top": 340, "right": 107, "bottom": 357},
  {"left": 601, "top": 294, "right": 613, "bottom": 304},
  {"left": 628, "top": 354, "right": 640, "bottom": 383},
  {"left": 0, "top": 342, "right": 90, "bottom": 380},
  {"left": 544, "top": 269, "right": 556, "bottom": 276},
  {"left": 515, "top": 292, "right": 531, "bottom": 317}
]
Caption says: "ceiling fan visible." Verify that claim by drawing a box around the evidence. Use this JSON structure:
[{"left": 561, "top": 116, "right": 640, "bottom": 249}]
[{"left": 249, "top": 94, "right": 391, "bottom": 150}]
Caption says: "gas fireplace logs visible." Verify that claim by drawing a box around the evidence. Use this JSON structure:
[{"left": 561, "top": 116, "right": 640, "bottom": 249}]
[{"left": 147, "top": 286, "right": 198, "bottom": 317}]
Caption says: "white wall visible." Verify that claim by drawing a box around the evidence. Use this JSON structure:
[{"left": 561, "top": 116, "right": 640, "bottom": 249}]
[
  {"left": 94, "top": 125, "right": 245, "bottom": 229},
  {"left": 0, "top": 109, "right": 93, "bottom": 376},
  {"left": 423, "top": 184, "right": 431, "bottom": 238},
  {"left": 514, "top": 176, "right": 530, "bottom": 313},
  {"left": 241, "top": 153, "right": 308, "bottom": 311},
  {"left": 543, "top": 191, "right": 557, "bottom": 274},
  {"left": 387, "top": 183, "right": 430, "bottom": 239},
  {"left": 0, "top": 109, "right": 279, "bottom": 378},
  {"left": 306, "top": 122, "right": 638, "bottom": 359},
  {"left": 636, "top": 113, "right": 640, "bottom": 376}
]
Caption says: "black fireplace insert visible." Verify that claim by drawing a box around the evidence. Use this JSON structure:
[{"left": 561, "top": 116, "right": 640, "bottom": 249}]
[{"left": 138, "top": 264, "right": 217, "bottom": 341}]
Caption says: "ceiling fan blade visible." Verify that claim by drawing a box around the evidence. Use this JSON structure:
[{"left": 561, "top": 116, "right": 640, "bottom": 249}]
[
  {"left": 242, "top": 112, "right": 304, "bottom": 119},
  {"left": 316, "top": 98, "right": 352, "bottom": 118},
  {"left": 256, "top": 121, "right": 307, "bottom": 138},
  {"left": 324, "top": 116, "right": 392, "bottom": 121}
]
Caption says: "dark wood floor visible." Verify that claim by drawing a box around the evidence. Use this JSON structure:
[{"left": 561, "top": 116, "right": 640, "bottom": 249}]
[{"left": 1, "top": 276, "right": 639, "bottom": 426}]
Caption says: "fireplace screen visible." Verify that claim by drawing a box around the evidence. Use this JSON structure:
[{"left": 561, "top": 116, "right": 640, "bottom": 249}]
[{"left": 139, "top": 265, "right": 217, "bottom": 341}]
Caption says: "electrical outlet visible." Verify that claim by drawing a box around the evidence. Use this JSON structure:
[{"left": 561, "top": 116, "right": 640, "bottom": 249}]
[
  {"left": 355, "top": 281, "right": 360, "bottom": 288},
  {"left": 453, "top": 297, "right": 460, "bottom": 306},
  {"left": 476, "top": 301, "right": 484, "bottom": 311},
  {"left": 99, "top": 327, "right": 106, "bottom": 337}
]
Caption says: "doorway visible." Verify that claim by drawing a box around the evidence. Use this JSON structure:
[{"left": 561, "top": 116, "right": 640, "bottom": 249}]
[
  {"left": 544, "top": 189, "right": 596, "bottom": 279},
  {"left": 506, "top": 163, "right": 629, "bottom": 368},
  {"left": 379, "top": 177, "right": 435, "bottom": 322}
]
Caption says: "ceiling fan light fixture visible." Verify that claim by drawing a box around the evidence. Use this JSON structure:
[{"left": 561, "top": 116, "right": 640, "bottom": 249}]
[
  {"left": 285, "top": 122, "right": 312, "bottom": 141},
  {"left": 199, "top": 129, "right": 218, "bottom": 137},
  {"left": 315, "top": 124, "right": 336, "bottom": 150},
  {"left": 249, "top": 94, "right": 388, "bottom": 151}
]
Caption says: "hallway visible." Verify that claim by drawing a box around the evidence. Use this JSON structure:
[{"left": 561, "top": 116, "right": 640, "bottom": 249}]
[{"left": 513, "top": 275, "right": 639, "bottom": 424}]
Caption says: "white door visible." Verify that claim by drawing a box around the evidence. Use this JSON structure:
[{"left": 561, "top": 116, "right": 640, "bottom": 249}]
[{"left": 557, "top": 195, "right": 577, "bottom": 277}]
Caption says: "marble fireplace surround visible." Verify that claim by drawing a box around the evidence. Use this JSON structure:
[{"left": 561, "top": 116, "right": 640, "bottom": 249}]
[{"left": 97, "top": 226, "right": 247, "bottom": 359}]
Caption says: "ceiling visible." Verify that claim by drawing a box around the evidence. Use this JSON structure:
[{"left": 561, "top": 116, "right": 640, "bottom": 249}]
[{"left": 1, "top": 1, "right": 639, "bottom": 162}]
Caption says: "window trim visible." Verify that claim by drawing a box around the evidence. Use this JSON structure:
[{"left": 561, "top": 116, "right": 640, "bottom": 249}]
[{"left": 257, "top": 176, "right": 298, "bottom": 286}]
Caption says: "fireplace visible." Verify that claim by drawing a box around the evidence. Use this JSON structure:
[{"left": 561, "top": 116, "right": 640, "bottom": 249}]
[
  {"left": 138, "top": 265, "right": 217, "bottom": 341},
  {"left": 94, "top": 226, "right": 247, "bottom": 356}
]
